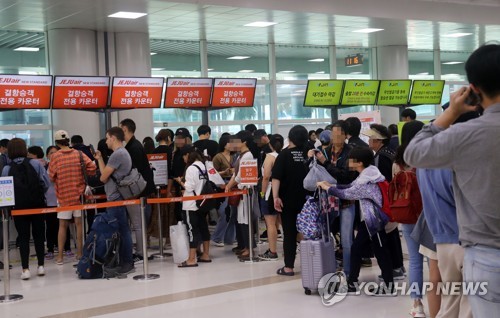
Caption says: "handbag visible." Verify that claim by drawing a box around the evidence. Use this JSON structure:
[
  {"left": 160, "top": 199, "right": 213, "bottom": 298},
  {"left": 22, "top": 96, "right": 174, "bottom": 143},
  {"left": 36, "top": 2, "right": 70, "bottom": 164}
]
[
  {"left": 303, "top": 157, "right": 337, "bottom": 192},
  {"left": 170, "top": 221, "right": 189, "bottom": 264},
  {"left": 228, "top": 188, "right": 242, "bottom": 207},
  {"left": 111, "top": 167, "right": 147, "bottom": 199}
]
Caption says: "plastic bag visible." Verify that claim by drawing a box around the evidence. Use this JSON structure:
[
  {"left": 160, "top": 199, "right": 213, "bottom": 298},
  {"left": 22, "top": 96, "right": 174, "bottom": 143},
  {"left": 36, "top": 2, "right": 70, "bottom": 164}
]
[
  {"left": 303, "top": 158, "right": 336, "bottom": 191},
  {"left": 170, "top": 221, "right": 189, "bottom": 264}
]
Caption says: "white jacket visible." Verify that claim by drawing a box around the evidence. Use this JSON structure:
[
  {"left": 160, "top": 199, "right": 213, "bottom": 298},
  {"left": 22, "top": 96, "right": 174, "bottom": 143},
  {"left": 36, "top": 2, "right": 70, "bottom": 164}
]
[{"left": 182, "top": 161, "right": 207, "bottom": 211}]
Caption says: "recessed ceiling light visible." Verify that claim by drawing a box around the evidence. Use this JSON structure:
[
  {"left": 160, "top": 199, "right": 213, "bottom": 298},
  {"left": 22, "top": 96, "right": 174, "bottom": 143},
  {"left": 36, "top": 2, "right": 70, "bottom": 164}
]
[
  {"left": 308, "top": 58, "right": 325, "bottom": 62},
  {"left": 280, "top": 71, "right": 295, "bottom": 73},
  {"left": 244, "top": 21, "right": 278, "bottom": 27},
  {"left": 352, "top": 28, "right": 384, "bottom": 33},
  {"left": 227, "top": 56, "right": 250, "bottom": 60},
  {"left": 14, "top": 47, "right": 39, "bottom": 52},
  {"left": 108, "top": 11, "right": 147, "bottom": 19},
  {"left": 315, "top": 71, "right": 326, "bottom": 74},
  {"left": 238, "top": 70, "right": 254, "bottom": 73},
  {"left": 151, "top": 68, "right": 165, "bottom": 71},
  {"left": 442, "top": 61, "right": 464, "bottom": 65},
  {"left": 443, "top": 32, "right": 472, "bottom": 38},
  {"left": 150, "top": 52, "right": 157, "bottom": 56}
]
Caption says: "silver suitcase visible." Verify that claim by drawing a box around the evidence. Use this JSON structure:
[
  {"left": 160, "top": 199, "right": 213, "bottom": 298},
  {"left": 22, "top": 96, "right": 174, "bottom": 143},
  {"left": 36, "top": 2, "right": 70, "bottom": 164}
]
[{"left": 300, "top": 206, "right": 336, "bottom": 295}]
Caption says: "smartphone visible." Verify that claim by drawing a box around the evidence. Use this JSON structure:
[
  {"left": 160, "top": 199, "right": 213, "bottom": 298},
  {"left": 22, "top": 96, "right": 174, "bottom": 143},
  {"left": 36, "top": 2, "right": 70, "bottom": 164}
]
[
  {"left": 465, "top": 90, "right": 481, "bottom": 106},
  {"left": 89, "top": 144, "right": 95, "bottom": 155}
]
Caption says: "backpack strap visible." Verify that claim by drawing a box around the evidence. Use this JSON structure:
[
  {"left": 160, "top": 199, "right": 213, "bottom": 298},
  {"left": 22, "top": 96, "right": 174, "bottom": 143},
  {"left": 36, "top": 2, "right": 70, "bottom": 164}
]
[{"left": 191, "top": 163, "right": 208, "bottom": 196}]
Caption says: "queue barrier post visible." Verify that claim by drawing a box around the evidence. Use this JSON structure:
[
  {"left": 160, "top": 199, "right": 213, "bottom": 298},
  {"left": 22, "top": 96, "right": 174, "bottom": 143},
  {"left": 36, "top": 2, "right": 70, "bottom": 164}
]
[
  {"left": 80, "top": 194, "right": 87, "bottom": 248},
  {"left": 152, "top": 186, "right": 170, "bottom": 259},
  {"left": 242, "top": 187, "right": 259, "bottom": 263},
  {"left": 0, "top": 208, "right": 23, "bottom": 303},
  {"left": 133, "top": 197, "right": 160, "bottom": 281}
]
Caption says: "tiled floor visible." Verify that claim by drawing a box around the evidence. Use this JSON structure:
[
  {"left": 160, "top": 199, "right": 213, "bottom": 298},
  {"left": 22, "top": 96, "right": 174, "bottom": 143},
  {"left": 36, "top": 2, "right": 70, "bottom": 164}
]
[{"left": 0, "top": 233, "right": 427, "bottom": 318}]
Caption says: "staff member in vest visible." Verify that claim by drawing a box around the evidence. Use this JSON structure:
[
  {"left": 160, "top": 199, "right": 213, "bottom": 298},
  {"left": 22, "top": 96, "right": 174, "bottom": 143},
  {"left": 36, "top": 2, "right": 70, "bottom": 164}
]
[{"left": 2, "top": 138, "right": 50, "bottom": 280}]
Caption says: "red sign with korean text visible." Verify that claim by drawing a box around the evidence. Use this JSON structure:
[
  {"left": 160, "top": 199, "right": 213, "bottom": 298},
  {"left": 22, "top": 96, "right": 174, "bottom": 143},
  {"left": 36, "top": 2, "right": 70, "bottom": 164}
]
[
  {"left": 239, "top": 159, "right": 258, "bottom": 186},
  {"left": 53, "top": 76, "right": 110, "bottom": 109},
  {"left": 211, "top": 78, "right": 257, "bottom": 107},
  {"left": 111, "top": 77, "right": 164, "bottom": 108},
  {"left": 0, "top": 75, "right": 52, "bottom": 109},
  {"left": 164, "top": 78, "right": 212, "bottom": 108}
]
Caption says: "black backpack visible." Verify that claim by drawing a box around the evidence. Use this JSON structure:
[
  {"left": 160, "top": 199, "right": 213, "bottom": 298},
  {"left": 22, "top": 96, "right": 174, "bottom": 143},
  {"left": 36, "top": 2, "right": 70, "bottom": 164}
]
[
  {"left": 193, "top": 164, "right": 221, "bottom": 212},
  {"left": 8, "top": 158, "right": 46, "bottom": 210}
]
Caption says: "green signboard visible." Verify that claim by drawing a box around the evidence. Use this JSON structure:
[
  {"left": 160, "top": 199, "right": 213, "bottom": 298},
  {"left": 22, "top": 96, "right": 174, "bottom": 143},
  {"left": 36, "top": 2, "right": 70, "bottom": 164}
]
[
  {"left": 378, "top": 80, "right": 412, "bottom": 106},
  {"left": 340, "top": 80, "right": 380, "bottom": 106},
  {"left": 409, "top": 80, "right": 445, "bottom": 105},
  {"left": 303, "top": 80, "right": 344, "bottom": 107}
]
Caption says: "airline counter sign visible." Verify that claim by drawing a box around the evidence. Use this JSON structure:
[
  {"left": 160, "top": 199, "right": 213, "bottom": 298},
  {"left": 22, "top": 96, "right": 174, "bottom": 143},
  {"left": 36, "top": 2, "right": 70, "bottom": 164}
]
[
  {"left": 111, "top": 77, "right": 164, "bottom": 108},
  {"left": 0, "top": 75, "right": 52, "bottom": 109},
  {"left": 53, "top": 76, "right": 110, "bottom": 109},
  {"left": 165, "top": 78, "right": 212, "bottom": 108},
  {"left": 211, "top": 78, "right": 257, "bottom": 107}
]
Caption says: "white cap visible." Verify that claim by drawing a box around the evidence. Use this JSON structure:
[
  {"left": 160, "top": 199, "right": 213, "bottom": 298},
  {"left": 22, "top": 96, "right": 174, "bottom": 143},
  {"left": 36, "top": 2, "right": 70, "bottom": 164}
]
[{"left": 54, "top": 130, "right": 69, "bottom": 141}]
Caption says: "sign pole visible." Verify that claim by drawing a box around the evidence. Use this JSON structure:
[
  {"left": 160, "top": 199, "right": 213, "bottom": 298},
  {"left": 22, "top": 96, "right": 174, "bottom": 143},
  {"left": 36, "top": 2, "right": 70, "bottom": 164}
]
[
  {"left": 133, "top": 197, "right": 160, "bottom": 281},
  {"left": 153, "top": 186, "right": 170, "bottom": 259},
  {"left": 0, "top": 208, "right": 23, "bottom": 303}
]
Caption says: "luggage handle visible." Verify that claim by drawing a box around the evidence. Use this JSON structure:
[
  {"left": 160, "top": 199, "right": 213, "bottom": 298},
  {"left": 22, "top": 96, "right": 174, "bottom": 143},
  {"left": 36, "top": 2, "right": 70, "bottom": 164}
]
[{"left": 319, "top": 188, "right": 332, "bottom": 244}]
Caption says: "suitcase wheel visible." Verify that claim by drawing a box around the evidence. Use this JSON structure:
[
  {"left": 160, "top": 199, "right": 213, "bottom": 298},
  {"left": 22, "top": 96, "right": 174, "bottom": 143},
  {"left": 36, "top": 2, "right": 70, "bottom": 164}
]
[{"left": 304, "top": 288, "right": 312, "bottom": 295}]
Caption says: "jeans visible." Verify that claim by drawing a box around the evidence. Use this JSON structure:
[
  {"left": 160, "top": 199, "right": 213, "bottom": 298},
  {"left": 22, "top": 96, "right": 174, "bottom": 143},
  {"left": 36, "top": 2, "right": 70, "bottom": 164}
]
[
  {"left": 211, "top": 199, "right": 236, "bottom": 244},
  {"left": 107, "top": 206, "right": 133, "bottom": 265},
  {"left": 126, "top": 203, "right": 151, "bottom": 257},
  {"left": 340, "top": 204, "right": 355, "bottom": 276},
  {"left": 402, "top": 223, "right": 423, "bottom": 299},
  {"left": 464, "top": 245, "right": 500, "bottom": 317}
]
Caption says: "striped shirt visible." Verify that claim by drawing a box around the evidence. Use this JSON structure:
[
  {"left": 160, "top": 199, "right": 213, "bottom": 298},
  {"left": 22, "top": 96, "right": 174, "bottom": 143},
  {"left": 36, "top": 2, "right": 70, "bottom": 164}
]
[{"left": 49, "top": 149, "right": 96, "bottom": 207}]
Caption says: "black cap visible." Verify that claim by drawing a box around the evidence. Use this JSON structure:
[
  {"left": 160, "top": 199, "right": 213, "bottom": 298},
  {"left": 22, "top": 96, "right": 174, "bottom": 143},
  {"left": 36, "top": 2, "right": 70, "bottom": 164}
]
[
  {"left": 254, "top": 129, "right": 267, "bottom": 138},
  {"left": 175, "top": 128, "right": 190, "bottom": 138}
]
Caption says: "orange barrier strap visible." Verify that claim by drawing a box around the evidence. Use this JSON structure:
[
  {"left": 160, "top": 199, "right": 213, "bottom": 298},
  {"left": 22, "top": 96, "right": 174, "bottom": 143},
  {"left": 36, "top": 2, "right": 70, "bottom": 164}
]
[
  {"left": 11, "top": 190, "right": 247, "bottom": 216},
  {"left": 85, "top": 194, "right": 107, "bottom": 201},
  {"left": 147, "top": 189, "right": 247, "bottom": 205}
]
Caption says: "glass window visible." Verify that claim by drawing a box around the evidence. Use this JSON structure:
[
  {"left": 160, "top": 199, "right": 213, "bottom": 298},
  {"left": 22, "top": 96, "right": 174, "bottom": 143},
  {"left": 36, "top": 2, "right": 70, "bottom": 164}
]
[
  {"left": 440, "top": 51, "right": 470, "bottom": 82},
  {"left": 276, "top": 83, "right": 331, "bottom": 120},
  {"left": 409, "top": 50, "right": 434, "bottom": 80},
  {"left": 207, "top": 42, "right": 269, "bottom": 79},
  {"left": 336, "top": 48, "right": 370, "bottom": 79},
  {"left": 0, "top": 129, "right": 52, "bottom": 148},
  {"left": 275, "top": 45, "right": 329, "bottom": 80}
]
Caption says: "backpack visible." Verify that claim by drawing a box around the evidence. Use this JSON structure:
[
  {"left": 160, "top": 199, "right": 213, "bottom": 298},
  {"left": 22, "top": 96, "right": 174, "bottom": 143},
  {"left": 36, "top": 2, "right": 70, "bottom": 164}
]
[
  {"left": 387, "top": 166, "right": 423, "bottom": 224},
  {"left": 376, "top": 181, "right": 393, "bottom": 221},
  {"left": 297, "top": 193, "right": 323, "bottom": 240},
  {"left": 8, "top": 158, "right": 46, "bottom": 209},
  {"left": 77, "top": 213, "right": 121, "bottom": 279},
  {"left": 193, "top": 164, "right": 221, "bottom": 212}
]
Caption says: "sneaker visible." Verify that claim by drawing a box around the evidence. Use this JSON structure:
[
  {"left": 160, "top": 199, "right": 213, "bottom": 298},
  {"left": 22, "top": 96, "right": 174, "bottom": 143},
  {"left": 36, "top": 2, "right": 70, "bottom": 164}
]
[
  {"left": 347, "top": 282, "right": 361, "bottom": 296},
  {"left": 368, "top": 283, "right": 397, "bottom": 297},
  {"left": 213, "top": 241, "right": 224, "bottom": 247},
  {"left": 64, "top": 250, "right": 74, "bottom": 257},
  {"left": 37, "top": 266, "right": 45, "bottom": 276},
  {"left": 21, "top": 269, "right": 31, "bottom": 280},
  {"left": 117, "top": 263, "right": 135, "bottom": 275},
  {"left": 361, "top": 258, "right": 372, "bottom": 267},
  {"left": 45, "top": 252, "right": 54, "bottom": 260},
  {"left": 409, "top": 304, "right": 426, "bottom": 318},
  {"left": 133, "top": 254, "right": 144, "bottom": 264},
  {"left": 378, "top": 268, "right": 406, "bottom": 281},
  {"left": 259, "top": 230, "right": 268, "bottom": 241},
  {"left": 258, "top": 249, "right": 278, "bottom": 261}
]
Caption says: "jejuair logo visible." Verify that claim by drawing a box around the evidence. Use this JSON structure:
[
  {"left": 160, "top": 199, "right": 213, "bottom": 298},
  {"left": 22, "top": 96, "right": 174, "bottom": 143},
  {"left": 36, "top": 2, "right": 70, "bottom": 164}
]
[{"left": 318, "top": 271, "right": 348, "bottom": 306}]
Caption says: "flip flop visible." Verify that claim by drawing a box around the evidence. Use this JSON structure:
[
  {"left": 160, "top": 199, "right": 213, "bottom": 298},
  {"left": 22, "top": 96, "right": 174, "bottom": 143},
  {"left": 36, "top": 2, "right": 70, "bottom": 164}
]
[
  {"left": 197, "top": 258, "right": 212, "bottom": 263},
  {"left": 276, "top": 266, "right": 294, "bottom": 276},
  {"left": 178, "top": 262, "right": 198, "bottom": 268},
  {"left": 55, "top": 260, "right": 64, "bottom": 266}
]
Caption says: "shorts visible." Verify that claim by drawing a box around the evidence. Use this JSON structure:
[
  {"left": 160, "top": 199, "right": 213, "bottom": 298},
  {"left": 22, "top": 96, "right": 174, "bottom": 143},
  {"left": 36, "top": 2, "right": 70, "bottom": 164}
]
[
  {"left": 261, "top": 194, "right": 277, "bottom": 216},
  {"left": 57, "top": 210, "right": 82, "bottom": 220},
  {"left": 419, "top": 245, "right": 437, "bottom": 260}
]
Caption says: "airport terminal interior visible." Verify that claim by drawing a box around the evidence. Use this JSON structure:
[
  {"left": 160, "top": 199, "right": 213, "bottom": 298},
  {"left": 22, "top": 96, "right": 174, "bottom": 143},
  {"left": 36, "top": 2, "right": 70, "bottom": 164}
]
[{"left": 0, "top": 0, "right": 498, "bottom": 317}]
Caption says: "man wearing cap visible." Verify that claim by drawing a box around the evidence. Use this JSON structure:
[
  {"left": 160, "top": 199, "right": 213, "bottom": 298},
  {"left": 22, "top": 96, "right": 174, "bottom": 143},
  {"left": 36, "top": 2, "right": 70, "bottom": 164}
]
[
  {"left": 49, "top": 130, "right": 96, "bottom": 265},
  {"left": 166, "top": 128, "right": 190, "bottom": 222},
  {"left": 119, "top": 119, "right": 155, "bottom": 264},
  {"left": 363, "top": 124, "right": 395, "bottom": 182}
]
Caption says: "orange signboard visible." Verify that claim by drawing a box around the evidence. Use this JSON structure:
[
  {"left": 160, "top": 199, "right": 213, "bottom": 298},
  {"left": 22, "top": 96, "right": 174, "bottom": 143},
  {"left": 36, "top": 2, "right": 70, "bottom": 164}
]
[
  {"left": 211, "top": 78, "right": 257, "bottom": 107},
  {"left": 52, "top": 76, "right": 110, "bottom": 109},
  {"left": 111, "top": 77, "right": 164, "bottom": 109},
  {"left": 0, "top": 75, "right": 52, "bottom": 109},
  {"left": 164, "top": 78, "right": 212, "bottom": 108},
  {"left": 239, "top": 159, "right": 258, "bottom": 186}
]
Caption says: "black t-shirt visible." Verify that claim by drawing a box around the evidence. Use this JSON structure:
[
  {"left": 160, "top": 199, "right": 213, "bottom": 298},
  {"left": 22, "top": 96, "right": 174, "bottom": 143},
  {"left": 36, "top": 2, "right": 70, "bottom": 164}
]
[
  {"left": 271, "top": 147, "right": 309, "bottom": 211},
  {"left": 193, "top": 139, "right": 219, "bottom": 160},
  {"left": 124, "top": 136, "right": 155, "bottom": 195}
]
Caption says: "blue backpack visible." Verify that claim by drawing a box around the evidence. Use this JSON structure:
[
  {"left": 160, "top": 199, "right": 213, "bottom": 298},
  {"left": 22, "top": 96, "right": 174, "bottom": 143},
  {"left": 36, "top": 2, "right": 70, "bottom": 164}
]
[{"left": 77, "top": 213, "right": 121, "bottom": 279}]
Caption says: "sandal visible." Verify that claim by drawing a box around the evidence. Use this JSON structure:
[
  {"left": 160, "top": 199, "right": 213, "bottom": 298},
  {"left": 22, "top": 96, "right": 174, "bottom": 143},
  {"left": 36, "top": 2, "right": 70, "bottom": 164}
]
[
  {"left": 178, "top": 261, "right": 198, "bottom": 268},
  {"left": 276, "top": 266, "right": 294, "bottom": 276},
  {"left": 197, "top": 258, "right": 212, "bottom": 263},
  {"left": 55, "top": 259, "right": 64, "bottom": 266}
]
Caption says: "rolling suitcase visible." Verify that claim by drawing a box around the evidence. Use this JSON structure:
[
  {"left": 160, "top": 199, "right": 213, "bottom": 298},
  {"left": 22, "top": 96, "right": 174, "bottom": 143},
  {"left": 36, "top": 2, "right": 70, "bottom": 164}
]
[{"left": 300, "top": 192, "right": 337, "bottom": 295}]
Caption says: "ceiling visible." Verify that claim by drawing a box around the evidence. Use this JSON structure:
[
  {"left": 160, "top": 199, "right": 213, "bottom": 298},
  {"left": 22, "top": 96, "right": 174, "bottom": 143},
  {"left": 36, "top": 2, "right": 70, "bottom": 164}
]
[{"left": 0, "top": 0, "right": 499, "bottom": 53}]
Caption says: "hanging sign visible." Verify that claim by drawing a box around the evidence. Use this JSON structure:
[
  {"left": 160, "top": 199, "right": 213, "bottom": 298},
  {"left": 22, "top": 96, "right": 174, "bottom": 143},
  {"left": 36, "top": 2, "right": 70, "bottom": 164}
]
[
  {"left": 0, "top": 75, "right": 52, "bottom": 109},
  {"left": 110, "top": 77, "right": 164, "bottom": 108},
  {"left": 52, "top": 76, "right": 110, "bottom": 109},
  {"left": 164, "top": 78, "right": 212, "bottom": 108}
]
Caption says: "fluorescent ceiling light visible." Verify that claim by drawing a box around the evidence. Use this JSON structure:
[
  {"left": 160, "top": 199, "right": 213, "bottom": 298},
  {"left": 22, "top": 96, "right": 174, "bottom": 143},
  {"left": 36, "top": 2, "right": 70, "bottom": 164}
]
[
  {"left": 150, "top": 52, "right": 157, "bottom": 56},
  {"left": 315, "top": 71, "right": 325, "bottom": 74},
  {"left": 308, "top": 58, "right": 325, "bottom": 62},
  {"left": 442, "top": 61, "right": 464, "bottom": 65},
  {"left": 349, "top": 72, "right": 363, "bottom": 75},
  {"left": 108, "top": 11, "right": 147, "bottom": 19},
  {"left": 227, "top": 56, "right": 250, "bottom": 60},
  {"left": 238, "top": 70, "right": 254, "bottom": 73},
  {"left": 151, "top": 68, "right": 165, "bottom": 71},
  {"left": 352, "top": 28, "right": 384, "bottom": 33},
  {"left": 280, "top": 70, "right": 295, "bottom": 73},
  {"left": 416, "top": 72, "right": 429, "bottom": 75},
  {"left": 443, "top": 32, "right": 472, "bottom": 38},
  {"left": 244, "top": 21, "right": 277, "bottom": 27},
  {"left": 208, "top": 68, "right": 214, "bottom": 71},
  {"left": 14, "top": 47, "right": 39, "bottom": 52},
  {"left": 18, "top": 71, "right": 38, "bottom": 75}
]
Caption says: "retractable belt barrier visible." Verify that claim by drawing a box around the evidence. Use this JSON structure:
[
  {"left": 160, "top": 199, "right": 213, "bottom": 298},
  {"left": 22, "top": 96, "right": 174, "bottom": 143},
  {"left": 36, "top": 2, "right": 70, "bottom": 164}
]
[{"left": 11, "top": 189, "right": 248, "bottom": 216}]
